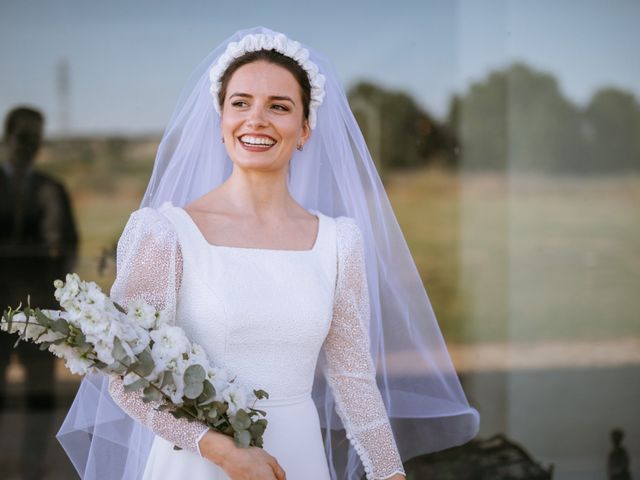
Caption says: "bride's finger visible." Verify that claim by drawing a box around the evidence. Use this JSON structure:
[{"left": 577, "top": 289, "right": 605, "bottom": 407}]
[{"left": 270, "top": 460, "right": 286, "bottom": 480}]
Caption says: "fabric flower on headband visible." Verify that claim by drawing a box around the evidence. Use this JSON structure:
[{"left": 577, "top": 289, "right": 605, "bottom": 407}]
[{"left": 208, "top": 33, "right": 326, "bottom": 129}]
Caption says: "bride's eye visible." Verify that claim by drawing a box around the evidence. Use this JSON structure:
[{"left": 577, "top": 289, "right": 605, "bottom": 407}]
[
  {"left": 271, "top": 104, "right": 290, "bottom": 112},
  {"left": 231, "top": 100, "right": 248, "bottom": 108}
]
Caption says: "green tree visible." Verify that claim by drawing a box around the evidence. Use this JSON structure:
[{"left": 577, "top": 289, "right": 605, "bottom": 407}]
[
  {"left": 585, "top": 88, "right": 640, "bottom": 172},
  {"left": 348, "top": 82, "right": 455, "bottom": 172}
]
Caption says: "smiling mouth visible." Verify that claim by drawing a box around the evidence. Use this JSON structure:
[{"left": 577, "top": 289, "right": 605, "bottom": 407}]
[{"left": 238, "top": 134, "right": 277, "bottom": 151}]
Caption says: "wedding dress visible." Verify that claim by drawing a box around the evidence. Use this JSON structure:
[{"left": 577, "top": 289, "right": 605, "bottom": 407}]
[{"left": 107, "top": 202, "right": 406, "bottom": 479}]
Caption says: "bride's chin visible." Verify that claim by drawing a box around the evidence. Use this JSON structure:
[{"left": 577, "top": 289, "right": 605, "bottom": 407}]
[{"left": 231, "top": 156, "right": 288, "bottom": 173}]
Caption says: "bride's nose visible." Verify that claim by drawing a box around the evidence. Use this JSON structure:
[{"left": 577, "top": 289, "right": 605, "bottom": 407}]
[{"left": 245, "top": 105, "right": 268, "bottom": 128}]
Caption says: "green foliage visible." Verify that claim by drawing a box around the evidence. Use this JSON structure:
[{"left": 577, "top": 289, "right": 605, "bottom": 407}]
[
  {"left": 131, "top": 349, "right": 155, "bottom": 377},
  {"left": 449, "top": 62, "right": 640, "bottom": 173},
  {"left": 142, "top": 385, "right": 162, "bottom": 403},
  {"left": 111, "top": 337, "right": 129, "bottom": 363},
  {"left": 123, "top": 378, "right": 149, "bottom": 393},
  {"left": 197, "top": 380, "right": 216, "bottom": 407},
  {"left": 347, "top": 82, "right": 456, "bottom": 174}
]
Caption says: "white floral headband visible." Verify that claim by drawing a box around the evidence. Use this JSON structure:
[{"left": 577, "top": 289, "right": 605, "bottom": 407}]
[{"left": 208, "top": 33, "right": 326, "bottom": 129}]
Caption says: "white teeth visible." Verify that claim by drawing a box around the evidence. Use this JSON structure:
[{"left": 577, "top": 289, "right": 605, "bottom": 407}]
[{"left": 240, "top": 135, "right": 276, "bottom": 146}]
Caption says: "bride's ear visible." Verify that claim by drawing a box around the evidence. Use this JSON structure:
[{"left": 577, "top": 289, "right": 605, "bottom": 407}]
[{"left": 300, "top": 119, "right": 311, "bottom": 146}]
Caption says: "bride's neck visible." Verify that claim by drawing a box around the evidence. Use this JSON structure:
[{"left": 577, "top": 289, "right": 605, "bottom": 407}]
[{"left": 214, "top": 168, "right": 296, "bottom": 218}]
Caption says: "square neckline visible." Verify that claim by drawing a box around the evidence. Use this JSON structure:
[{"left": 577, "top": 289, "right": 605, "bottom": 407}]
[{"left": 173, "top": 204, "right": 323, "bottom": 253}]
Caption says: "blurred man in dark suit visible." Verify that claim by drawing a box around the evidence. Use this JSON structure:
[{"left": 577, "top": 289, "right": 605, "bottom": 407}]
[{"left": 0, "top": 106, "right": 78, "bottom": 479}]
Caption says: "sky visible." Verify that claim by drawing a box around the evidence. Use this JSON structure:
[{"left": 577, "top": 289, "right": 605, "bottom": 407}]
[{"left": 1, "top": 0, "right": 638, "bottom": 136}]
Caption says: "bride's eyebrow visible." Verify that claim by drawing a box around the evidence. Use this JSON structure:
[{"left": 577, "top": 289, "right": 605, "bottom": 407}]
[
  {"left": 229, "top": 92, "right": 295, "bottom": 105},
  {"left": 269, "top": 95, "right": 296, "bottom": 105}
]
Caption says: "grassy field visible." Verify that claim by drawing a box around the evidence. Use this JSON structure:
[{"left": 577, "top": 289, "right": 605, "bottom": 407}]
[
  {"left": 384, "top": 169, "right": 639, "bottom": 343},
  {"left": 39, "top": 146, "right": 640, "bottom": 344}
]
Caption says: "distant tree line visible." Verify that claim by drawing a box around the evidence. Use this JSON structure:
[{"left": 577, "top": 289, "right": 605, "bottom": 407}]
[{"left": 348, "top": 62, "right": 640, "bottom": 174}]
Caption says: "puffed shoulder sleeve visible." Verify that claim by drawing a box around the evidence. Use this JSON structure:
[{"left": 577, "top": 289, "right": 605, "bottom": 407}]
[
  {"left": 106, "top": 207, "right": 210, "bottom": 455},
  {"left": 321, "top": 217, "right": 405, "bottom": 479}
]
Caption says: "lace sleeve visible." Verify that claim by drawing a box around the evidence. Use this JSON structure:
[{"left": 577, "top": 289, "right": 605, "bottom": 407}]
[
  {"left": 322, "top": 217, "right": 405, "bottom": 480},
  {"left": 106, "top": 207, "right": 210, "bottom": 455}
]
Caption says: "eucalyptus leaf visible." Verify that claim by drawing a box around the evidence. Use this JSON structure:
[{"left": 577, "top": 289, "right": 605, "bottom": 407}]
[
  {"left": 34, "top": 309, "right": 52, "bottom": 328},
  {"left": 91, "top": 360, "right": 108, "bottom": 369},
  {"left": 73, "top": 330, "right": 87, "bottom": 347},
  {"left": 123, "top": 378, "right": 148, "bottom": 393},
  {"left": 184, "top": 382, "right": 204, "bottom": 399},
  {"left": 109, "top": 363, "right": 128, "bottom": 375},
  {"left": 112, "top": 337, "right": 129, "bottom": 363},
  {"left": 211, "top": 401, "right": 228, "bottom": 415},
  {"left": 206, "top": 408, "right": 218, "bottom": 420},
  {"left": 253, "top": 389, "right": 269, "bottom": 400},
  {"left": 197, "top": 380, "right": 216, "bottom": 406},
  {"left": 50, "top": 317, "right": 70, "bottom": 336},
  {"left": 142, "top": 385, "right": 162, "bottom": 403},
  {"left": 249, "top": 420, "right": 267, "bottom": 437},
  {"left": 170, "top": 409, "right": 190, "bottom": 420},
  {"left": 183, "top": 364, "right": 206, "bottom": 385},
  {"left": 161, "top": 371, "right": 175, "bottom": 388},
  {"left": 134, "top": 349, "right": 155, "bottom": 377},
  {"left": 249, "top": 407, "right": 267, "bottom": 417},
  {"left": 113, "top": 302, "right": 127, "bottom": 314},
  {"left": 234, "top": 429, "right": 251, "bottom": 449},
  {"left": 230, "top": 410, "right": 251, "bottom": 431}
]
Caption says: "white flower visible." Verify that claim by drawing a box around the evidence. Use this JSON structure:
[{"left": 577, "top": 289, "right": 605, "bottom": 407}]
[
  {"left": 161, "top": 382, "right": 184, "bottom": 406},
  {"left": 154, "top": 308, "right": 172, "bottom": 328},
  {"left": 150, "top": 325, "right": 191, "bottom": 365},
  {"left": 33, "top": 329, "right": 64, "bottom": 344},
  {"left": 82, "top": 281, "right": 109, "bottom": 310},
  {"left": 126, "top": 299, "right": 158, "bottom": 329},
  {"left": 54, "top": 273, "right": 81, "bottom": 308},
  {"left": 207, "top": 366, "right": 229, "bottom": 398},
  {"left": 65, "top": 355, "right": 94, "bottom": 375},
  {"left": 92, "top": 338, "right": 116, "bottom": 365},
  {"left": 77, "top": 306, "right": 110, "bottom": 337},
  {"left": 48, "top": 342, "right": 75, "bottom": 361},
  {"left": 124, "top": 325, "right": 151, "bottom": 355},
  {"left": 222, "top": 383, "right": 250, "bottom": 416}
]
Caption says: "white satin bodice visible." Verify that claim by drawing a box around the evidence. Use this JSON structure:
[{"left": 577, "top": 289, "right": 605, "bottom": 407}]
[{"left": 162, "top": 204, "right": 337, "bottom": 400}]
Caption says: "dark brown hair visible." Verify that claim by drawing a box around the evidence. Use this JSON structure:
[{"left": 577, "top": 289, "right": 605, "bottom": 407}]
[
  {"left": 217, "top": 50, "right": 311, "bottom": 122},
  {"left": 4, "top": 106, "right": 44, "bottom": 139}
]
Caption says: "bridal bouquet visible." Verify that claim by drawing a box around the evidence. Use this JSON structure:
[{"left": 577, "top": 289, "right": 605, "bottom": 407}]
[{"left": 0, "top": 273, "right": 268, "bottom": 449}]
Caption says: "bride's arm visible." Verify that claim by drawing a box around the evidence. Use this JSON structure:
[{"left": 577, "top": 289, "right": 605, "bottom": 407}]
[
  {"left": 105, "top": 207, "right": 210, "bottom": 455},
  {"left": 321, "top": 217, "right": 406, "bottom": 480}
]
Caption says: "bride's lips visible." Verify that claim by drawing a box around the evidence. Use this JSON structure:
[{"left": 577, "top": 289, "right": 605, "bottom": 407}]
[{"left": 237, "top": 133, "right": 278, "bottom": 152}]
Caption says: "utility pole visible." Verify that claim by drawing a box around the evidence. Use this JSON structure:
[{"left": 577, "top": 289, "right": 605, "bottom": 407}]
[{"left": 56, "top": 58, "right": 70, "bottom": 135}]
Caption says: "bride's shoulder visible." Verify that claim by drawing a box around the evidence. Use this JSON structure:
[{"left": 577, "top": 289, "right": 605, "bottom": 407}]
[
  {"left": 332, "top": 215, "right": 364, "bottom": 251},
  {"left": 123, "top": 201, "right": 178, "bottom": 237}
]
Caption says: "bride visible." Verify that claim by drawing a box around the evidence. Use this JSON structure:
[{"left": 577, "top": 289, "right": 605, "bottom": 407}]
[{"left": 57, "top": 27, "right": 479, "bottom": 480}]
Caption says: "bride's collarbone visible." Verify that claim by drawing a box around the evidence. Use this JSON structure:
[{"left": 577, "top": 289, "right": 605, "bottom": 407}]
[{"left": 184, "top": 209, "right": 319, "bottom": 250}]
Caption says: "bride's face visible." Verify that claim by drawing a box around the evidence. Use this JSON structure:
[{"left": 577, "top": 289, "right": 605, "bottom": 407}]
[{"left": 221, "top": 60, "right": 310, "bottom": 172}]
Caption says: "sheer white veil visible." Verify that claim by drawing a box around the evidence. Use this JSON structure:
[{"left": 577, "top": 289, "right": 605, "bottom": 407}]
[{"left": 57, "top": 26, "right": 479, "bottom": 479}]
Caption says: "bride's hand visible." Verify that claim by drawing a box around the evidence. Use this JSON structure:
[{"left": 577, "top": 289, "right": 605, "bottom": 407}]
[{"left": 199, "top": 430, "right": 286, "bottom": 480}]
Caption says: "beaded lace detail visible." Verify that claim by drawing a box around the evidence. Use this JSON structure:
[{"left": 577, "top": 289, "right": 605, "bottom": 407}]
[
  {"left": 106, "top": 207, "right": 209, "bottom": 455},
  {"left": 106, "top": 207, "right": 404, "bottom": 476},
  {"left": 323, "top": 218, "right": 405, "bottom": 479}
]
